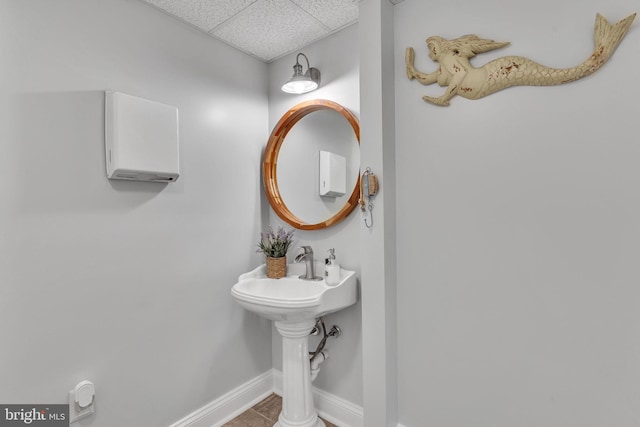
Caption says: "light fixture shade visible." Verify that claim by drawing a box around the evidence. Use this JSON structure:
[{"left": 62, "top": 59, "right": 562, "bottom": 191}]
[
  {"left": 281, "top": 72, "right": 319, "bottom": 94},
  {"left": 281, "top": 53, "right": 321, "bottom": 94}
]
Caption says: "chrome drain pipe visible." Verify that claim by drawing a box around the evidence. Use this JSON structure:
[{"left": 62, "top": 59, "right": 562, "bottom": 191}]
[{"left": 309, "top": 317, "right": 341, "bottom": 381}]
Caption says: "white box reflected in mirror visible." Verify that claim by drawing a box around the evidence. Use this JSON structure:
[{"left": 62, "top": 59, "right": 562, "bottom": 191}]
[{"left": 319, "top": 150, "right": 346, "bottom": 197}]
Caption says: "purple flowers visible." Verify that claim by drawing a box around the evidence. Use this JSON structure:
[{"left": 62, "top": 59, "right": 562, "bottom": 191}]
[{"left": 257, "top": 226, "right": 295, "bottom": 258}]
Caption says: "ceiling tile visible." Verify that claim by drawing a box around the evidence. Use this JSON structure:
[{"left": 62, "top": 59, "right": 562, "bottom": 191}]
[
  {"left": 142, "top": 0, "right": 257, "bottom": 32},
  {"left": 211, "top": 0, "right": 329, "bottom": 62},
  {"left": 291, "top": 0, "right": 358, "bottom": 30}
]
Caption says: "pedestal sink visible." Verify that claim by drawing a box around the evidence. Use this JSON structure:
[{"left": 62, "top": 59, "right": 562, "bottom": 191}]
[{"left": 231, "top": 262, "right": 358, "bottom": 427}]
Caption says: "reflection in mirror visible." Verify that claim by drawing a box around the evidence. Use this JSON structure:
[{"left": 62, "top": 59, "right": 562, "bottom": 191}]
[
  {"left": 263, "top": 99, "right": 360, "bottom": 230},
  {"left": 277, "top": 109, "right": 359, "bottom": 224}
]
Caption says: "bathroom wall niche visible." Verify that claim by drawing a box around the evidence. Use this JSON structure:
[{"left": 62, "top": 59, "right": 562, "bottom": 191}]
[{"left": 263, "top": 99, "right": 360, "bottom": 230}]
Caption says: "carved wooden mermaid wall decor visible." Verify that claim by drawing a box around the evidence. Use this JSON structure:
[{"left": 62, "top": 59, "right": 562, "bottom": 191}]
[{"left": 405, "top": 13, "right": 636, "bottom": 106}]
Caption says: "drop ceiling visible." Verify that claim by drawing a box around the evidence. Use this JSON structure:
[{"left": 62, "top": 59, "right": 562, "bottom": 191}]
[{"left": 140, "top": 0, "right": 361, "bottom": 62}]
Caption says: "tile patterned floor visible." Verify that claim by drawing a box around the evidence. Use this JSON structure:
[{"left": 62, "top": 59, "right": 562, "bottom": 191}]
[{"left": 222, "top": 393, "right": 338, "bottom": 427}]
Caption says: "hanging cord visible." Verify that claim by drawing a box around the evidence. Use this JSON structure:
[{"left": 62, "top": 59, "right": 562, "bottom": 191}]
[
  {"left": 364, "top": 204, "right": 373, "bottom": 228},
  {"left": 359, "top": 167, "right": 375, "bottom": 228}
]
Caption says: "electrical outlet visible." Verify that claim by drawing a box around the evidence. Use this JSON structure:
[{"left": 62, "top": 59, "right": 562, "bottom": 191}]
[
  {"left": 69, "top": 393, "right": 94, "bottom": 423},
  {"left": 69, "top": 381, "right": 95, "bottom": 424}
]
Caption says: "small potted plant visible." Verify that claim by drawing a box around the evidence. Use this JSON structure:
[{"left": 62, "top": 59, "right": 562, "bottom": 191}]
[{"left": 257, "top": 226, "right": 295, "bottom": 279}]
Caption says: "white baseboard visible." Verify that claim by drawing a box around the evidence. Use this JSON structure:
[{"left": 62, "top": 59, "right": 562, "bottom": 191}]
[
  {"left": 168, "top": 370, "right": 273, "bottom": 427},
  {"left": 273, "top": 370, "right": 364, "bottom": 427},
  {"left": 314, "top": 386, "right": 364, "bottom": 427},
  {"left": 169, "top": 369, "right": 364, "bottom": 427}
]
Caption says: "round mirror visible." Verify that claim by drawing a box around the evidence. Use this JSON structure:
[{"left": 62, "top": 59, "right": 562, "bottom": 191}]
[{"left": 263, "top": 99, "right": 360, "bottom": 230}]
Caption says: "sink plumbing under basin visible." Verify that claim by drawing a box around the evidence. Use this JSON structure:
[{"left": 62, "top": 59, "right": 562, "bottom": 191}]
[{"left": 231, "top": 261, "right": 359, "bottom": 427}]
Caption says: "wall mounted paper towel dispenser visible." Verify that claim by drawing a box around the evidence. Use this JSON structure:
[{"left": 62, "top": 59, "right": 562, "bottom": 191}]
[
  {"left": 105, "top": 91, "right": 179, "bottom": 182},
  {"left": 319, "top": 150, "right": 346, "bottom": 197}
]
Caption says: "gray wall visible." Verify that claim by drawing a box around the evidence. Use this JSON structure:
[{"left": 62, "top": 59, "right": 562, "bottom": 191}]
[
  {"left": 394, "top": 0, "right": 640, "bottom": 426},
  {"left": 358, "top": 1, "right": 398, "bottom": 425},
  {"left": 267, "top": 24, "right": 363, "bottom": 406},
  {"left": 0, "top": 1, "right": 271, "bottom": 426}
]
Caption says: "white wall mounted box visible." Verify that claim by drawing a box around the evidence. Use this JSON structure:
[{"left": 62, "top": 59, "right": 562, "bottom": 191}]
[
  {"left": 105, "top": 91, "right": 179, "bottom": 182},
  {"left": 319, "top": 150, "right": 346, "bottom": 197}
]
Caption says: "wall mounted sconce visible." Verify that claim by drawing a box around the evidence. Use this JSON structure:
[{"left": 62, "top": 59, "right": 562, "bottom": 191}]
[{"left": 281, "top": 53, "right": 321, "bottom": 94}]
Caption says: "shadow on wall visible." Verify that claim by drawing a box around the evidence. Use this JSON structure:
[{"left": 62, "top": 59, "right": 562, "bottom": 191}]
[{"left": 10, "top": 91, "right": 169, "bottom": 215}]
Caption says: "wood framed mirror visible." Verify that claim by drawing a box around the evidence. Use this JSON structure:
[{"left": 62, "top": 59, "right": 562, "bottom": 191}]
[{"left": 263, "top": 99, "right": 360, "bottom": 230}]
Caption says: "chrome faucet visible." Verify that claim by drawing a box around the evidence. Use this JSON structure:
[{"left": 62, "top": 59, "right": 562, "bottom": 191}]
[{"left": 294, "top": 246, "right": 322, "bottom": 281}]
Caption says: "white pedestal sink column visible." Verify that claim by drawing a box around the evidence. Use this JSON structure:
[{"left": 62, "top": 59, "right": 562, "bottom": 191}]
[{"left": 274, "top": 319, "right": 326, "bottom": 427}]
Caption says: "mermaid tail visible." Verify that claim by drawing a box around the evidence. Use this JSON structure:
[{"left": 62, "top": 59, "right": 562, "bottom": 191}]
[{"left": 477, "top": 13, "right": 636, "bottom": 98}]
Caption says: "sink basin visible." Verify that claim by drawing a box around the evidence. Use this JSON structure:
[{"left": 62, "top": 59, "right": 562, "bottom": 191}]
[
  {"left": 231, "top": 262, "right": 358, "bottom": 322},
  {"left": 232, "top": 261, "right": 358, "bottom": 427}
]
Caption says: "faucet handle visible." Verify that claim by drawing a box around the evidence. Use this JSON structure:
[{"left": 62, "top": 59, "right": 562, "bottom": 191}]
[{"left": 298, "top": 245, "right": 313, "bottom": 254}]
